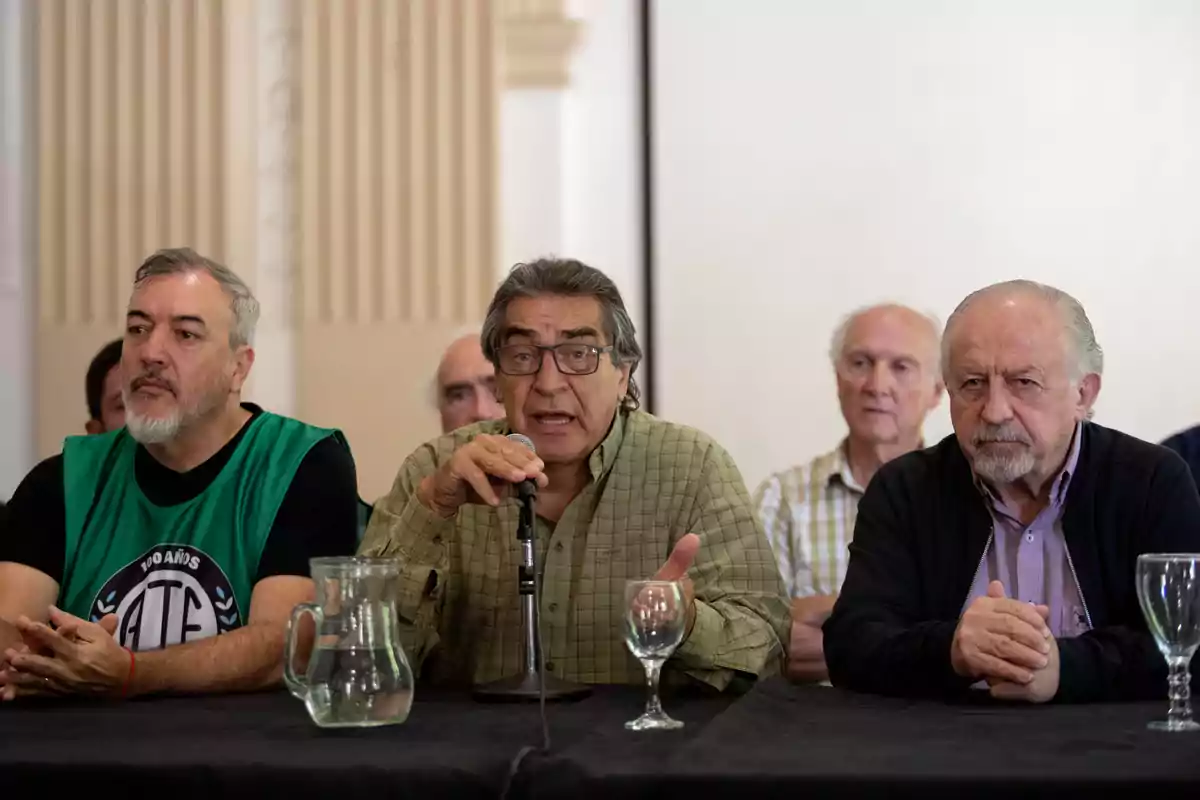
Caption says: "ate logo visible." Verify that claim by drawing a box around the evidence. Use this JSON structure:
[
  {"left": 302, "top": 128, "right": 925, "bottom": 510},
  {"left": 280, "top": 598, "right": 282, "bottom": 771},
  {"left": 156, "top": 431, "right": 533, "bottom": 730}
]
[{"left": 91, "top": 544, "right": 241, "bottom": 651}]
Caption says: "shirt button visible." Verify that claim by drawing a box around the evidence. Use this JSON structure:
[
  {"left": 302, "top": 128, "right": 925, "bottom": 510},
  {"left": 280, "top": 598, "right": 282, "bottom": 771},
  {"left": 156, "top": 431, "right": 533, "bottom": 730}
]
[
  {"left": 545, "top": 660, "right": 555, "bottom": 671},
  {"left": 1025, "top": 533, "right": 1034, "bottom": 543},
  {"left": 549, "top": 602, "right": 559, "bottom": 612},
  {"left": 554, "top": 542, "right": 563, "bottom": 552}
]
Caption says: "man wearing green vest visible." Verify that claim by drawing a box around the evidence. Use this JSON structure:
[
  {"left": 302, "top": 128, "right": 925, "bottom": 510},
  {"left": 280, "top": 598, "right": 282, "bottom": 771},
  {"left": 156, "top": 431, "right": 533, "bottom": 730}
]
[{"left": 0, "top": 248, "right": 358, "bottom": 700}]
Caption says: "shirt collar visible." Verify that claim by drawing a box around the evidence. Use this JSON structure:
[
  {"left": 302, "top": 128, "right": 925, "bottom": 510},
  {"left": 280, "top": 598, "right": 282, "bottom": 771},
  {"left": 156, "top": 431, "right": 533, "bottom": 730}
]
[
  {"left": 812, "top": 439, "right": 864, "bottom": 494},
  {"left": 500, "top": 410, "right": 627, "bottom": 484},
  {"left": 1055, "top": 421, "right": 1085, "bottom": 502},
  {"left": 819, "top": 437, "right": 927, "bottom": 494},
  {"left": 587, "top": 409, "right": 627, "bottom": 481}
]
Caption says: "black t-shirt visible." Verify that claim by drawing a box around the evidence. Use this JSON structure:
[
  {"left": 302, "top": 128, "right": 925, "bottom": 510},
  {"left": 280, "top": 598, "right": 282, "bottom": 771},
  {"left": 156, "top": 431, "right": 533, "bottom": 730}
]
[{"left": 0, "top": 404, "right": 359, "bottom": 587}]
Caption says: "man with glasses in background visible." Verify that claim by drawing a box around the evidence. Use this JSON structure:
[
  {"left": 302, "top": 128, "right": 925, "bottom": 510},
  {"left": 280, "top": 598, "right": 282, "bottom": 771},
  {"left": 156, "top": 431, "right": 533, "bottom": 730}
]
[{"left": 360, "top": 258, "right": 788, "bottom": 692}]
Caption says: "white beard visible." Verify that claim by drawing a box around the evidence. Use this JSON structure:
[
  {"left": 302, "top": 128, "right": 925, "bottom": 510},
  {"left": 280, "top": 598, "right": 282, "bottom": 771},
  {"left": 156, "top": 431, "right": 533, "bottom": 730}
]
[
  {"left": 125, "top": 407, "right": 183, "bottom": 444},
  {"left": 972, "top": 448, "right": 1037, "bottom": 484},
  {"left": 122, "top": 377, "right": 228, "bottom": 445}
]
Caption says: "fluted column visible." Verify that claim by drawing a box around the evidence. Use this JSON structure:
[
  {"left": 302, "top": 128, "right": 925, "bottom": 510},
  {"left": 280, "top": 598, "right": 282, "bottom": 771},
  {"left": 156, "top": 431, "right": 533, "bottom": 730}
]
[
  {"left": 34, "top": 0, "right": 233, "bottom": 456},
  {"left": 294, "top": 0, "right": 500, "bottom": 500}
]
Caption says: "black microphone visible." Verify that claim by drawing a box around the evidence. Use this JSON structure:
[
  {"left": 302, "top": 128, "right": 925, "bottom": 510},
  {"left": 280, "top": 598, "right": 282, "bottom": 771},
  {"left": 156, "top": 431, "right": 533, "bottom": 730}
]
[{"left": 507, "top": 433, "right": 538, "bottom": 499}]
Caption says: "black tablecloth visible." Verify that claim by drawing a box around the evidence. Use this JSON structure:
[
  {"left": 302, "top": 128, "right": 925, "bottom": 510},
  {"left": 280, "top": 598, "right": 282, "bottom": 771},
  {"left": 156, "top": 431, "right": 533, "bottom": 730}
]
[
  {"left": 4, "top": 678, "right": 1200, "bottom": 798},
  {"left": 523, "top": 678, "right": 1200, "bottom": 799},
  {"left": 0, "top": 684, "right": 729, "bottom": 798}
]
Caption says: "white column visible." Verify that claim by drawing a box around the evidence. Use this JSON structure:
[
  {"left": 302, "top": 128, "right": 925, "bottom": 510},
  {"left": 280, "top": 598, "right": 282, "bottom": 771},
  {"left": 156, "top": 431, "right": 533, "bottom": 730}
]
[
  {"left": 240, "top": 0, "right": 297, "bottom": 416},
  {"left": 561, "top": 0, "right": 646, "bottom": 401},
  {"left": 0, "top": 0, "right": 34, "bottom": 497},
  {"left": 497, "top": 0, "right": 584, "bottom": 280},
  {"left": 500, "top": 90, "right": 567, "bottom": 278}
]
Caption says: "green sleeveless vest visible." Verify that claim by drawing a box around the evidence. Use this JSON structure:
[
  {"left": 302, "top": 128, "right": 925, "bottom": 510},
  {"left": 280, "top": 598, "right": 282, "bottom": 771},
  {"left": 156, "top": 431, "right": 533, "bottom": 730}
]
[{"left": 60, "top": 412, "right": 339, "bottom": 652}]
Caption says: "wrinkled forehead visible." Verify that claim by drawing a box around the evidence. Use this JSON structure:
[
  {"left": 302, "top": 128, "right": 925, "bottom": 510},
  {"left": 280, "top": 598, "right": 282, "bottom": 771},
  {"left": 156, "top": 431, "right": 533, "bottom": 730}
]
[
  {"left": 843, "top": 309, "right": 939, "bottom": 364},
  {"left": 948, "top": 303, "right": 1069, "bottom": 373},
  {"left": 501, "top": 295, "right": 608, "bottom": 343},
  {"left": 438, "top": 338, "right": 494, "bottom": 385},
  {"left": 127, "top": 271, "right": 234, "bottom": 330}
]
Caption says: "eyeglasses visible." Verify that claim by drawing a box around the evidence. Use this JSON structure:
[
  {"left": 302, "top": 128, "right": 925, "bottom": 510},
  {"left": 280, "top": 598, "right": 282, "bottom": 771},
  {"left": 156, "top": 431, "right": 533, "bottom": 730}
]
[{"left": 497, "top": 343, "right": 615, "bottom": 376}]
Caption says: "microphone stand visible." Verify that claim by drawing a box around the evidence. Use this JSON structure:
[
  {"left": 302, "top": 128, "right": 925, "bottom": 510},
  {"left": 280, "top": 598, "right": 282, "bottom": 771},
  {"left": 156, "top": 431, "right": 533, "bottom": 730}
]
[{"left": 473, "top": 484, "right": 591, "bottom": 702}]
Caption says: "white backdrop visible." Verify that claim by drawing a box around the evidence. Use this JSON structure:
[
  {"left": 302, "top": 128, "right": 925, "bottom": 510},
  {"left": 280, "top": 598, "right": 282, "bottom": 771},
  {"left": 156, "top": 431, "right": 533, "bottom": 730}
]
[{"left": 652, "top": 0, "right": 1200, "bottom": 491}]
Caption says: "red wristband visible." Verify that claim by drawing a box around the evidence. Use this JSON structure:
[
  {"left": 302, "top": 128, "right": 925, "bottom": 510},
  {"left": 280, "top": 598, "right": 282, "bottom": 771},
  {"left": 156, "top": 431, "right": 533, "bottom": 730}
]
[{"left": 120, "top": 646, "right": 136, "bottom": 698}]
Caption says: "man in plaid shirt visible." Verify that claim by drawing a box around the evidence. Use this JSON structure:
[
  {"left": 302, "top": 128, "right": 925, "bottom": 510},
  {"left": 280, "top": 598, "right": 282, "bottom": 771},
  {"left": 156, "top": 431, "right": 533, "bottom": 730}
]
[
  {"left": 754, "top": 304, "right": 942, "bottom": 683},
  {"left": 361, "top": 258, "right": 788, "bottom": 692}
]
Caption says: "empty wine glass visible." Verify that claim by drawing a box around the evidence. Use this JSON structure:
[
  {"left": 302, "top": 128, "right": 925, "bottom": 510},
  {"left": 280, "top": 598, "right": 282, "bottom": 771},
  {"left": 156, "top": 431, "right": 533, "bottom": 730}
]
[
  {"left": 1135, "top": 553, "right": 1200, "bottom": 731},
  {"left": 624, "top": 579, "right": 686, "bottom": 731}
]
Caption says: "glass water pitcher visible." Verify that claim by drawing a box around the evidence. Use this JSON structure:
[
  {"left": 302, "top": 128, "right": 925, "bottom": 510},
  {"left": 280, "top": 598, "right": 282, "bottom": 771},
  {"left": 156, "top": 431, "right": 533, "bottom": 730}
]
[{"left": 284, "top": 556, "right": 414, "bottom": 728}]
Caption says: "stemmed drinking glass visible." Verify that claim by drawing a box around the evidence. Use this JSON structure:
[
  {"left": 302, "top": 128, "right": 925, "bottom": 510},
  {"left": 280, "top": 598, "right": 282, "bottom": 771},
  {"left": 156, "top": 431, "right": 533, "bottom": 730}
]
[
  {"left": 1135, "top": 553, "right": 1200, "bottom": 731},
  {"left": 624, "top": 579, "right": 687, "bottom": 731}
]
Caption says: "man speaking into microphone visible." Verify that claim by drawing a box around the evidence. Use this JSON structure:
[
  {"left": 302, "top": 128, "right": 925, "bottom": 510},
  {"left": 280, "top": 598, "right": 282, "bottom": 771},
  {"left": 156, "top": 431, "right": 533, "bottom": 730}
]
[{"left": 359, "top": 258, "right": 788, "bottom": 691}]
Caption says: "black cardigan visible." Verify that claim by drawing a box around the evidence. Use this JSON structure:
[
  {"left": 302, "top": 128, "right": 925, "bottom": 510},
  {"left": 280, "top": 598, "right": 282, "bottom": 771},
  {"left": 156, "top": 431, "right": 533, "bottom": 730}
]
[{"left": 823, "top": 422, "right": 1200, "bottom": 703}]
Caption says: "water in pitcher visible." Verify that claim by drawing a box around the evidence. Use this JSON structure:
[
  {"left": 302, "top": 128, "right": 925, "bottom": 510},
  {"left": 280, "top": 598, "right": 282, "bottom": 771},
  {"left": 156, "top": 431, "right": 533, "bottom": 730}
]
[
  {"left": 285, "top": 556, "right": 415, "bottom": 728},
  {"left": 303, "top": 644, "right": 414, "bottom": 728}
]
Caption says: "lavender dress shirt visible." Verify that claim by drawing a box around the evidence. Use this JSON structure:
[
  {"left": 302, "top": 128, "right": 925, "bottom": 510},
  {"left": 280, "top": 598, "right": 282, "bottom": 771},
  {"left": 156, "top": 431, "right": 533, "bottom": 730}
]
[{"left": 962, "top": 423, "right": 1092, "bottom": 639}]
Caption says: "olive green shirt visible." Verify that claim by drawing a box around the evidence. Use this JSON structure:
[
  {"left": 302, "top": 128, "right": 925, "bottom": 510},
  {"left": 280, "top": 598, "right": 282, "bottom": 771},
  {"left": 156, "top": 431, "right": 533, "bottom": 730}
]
[{"left": 359, "top": 409, "right": 789, "bottom": 691}]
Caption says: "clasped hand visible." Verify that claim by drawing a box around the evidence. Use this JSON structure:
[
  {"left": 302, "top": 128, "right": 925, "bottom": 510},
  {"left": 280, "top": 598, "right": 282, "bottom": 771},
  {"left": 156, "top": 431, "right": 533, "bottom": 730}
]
[
  {"left": 951, "top": 580, "right": 1059, "bottom": 703},
  {"left": 0, "top": 607, "right": 131, "bottom": 701}
]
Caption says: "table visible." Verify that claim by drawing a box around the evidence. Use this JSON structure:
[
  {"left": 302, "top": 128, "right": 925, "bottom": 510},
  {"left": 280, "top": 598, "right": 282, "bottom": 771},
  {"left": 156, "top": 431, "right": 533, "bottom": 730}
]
[
  {"left": 523, "top": 678, "right": 1200, "bottom": 799},
  {"left": 0, "top": 683, "right": 729, "bottom": 798},
  {"left": 4, "top": 679, "right": 1200, "bottom": 798}
]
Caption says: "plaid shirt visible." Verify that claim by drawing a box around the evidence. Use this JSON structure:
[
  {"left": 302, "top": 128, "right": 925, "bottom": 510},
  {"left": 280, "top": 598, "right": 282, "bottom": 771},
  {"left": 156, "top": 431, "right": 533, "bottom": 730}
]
[
  {"left": 359, "top": 410, "right": 789, "bottom": 691},
  {"left": 753, "top": 442, "right": 865, "bottom": 598}
]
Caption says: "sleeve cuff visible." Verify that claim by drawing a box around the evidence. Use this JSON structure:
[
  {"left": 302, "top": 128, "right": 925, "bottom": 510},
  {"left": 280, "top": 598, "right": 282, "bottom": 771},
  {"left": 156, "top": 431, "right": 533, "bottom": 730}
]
[
  {"left": 677, "top": 599, "right": 723, "bottom": 661},
  {"left": 672, "top": 601, "right": 736, "bottom": 691},
  {"left": 366, "top": 497, "right": 456, "bottom": 623}
]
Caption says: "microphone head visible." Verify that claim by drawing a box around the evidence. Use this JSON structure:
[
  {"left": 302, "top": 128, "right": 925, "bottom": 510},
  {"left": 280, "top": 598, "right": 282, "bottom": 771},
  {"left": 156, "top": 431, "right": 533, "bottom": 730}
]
[{"left": 507, "top": 432, "right": 536, "bottom": 454}]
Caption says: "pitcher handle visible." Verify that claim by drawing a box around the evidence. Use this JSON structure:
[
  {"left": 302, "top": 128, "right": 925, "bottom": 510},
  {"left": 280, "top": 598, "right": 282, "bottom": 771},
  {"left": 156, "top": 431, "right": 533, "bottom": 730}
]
[{"left": 284, "top": 602, "right": 322, "bottom": 699}]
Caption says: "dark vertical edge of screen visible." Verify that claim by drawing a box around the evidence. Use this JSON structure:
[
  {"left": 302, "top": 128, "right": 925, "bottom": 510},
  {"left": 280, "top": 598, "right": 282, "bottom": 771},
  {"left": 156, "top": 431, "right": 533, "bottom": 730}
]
[{"left": 637, "top": 0, "right": 657, "bottom": 414}]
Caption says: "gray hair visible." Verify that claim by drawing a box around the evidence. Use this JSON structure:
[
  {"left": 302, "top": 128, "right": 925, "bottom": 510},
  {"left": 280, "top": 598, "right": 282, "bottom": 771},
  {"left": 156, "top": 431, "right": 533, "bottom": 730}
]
[
  {"left": 829, "top": 303, "right": 942, "bottom": 375},
  {"left": 134, "top": 247, "right": 260, "bottom": 348},
  {"left": 943, "top": 279, "right": 1104, "bottom": 380},
  {"left": 481, "top": 258, "right": 642, "bottom": 412}
]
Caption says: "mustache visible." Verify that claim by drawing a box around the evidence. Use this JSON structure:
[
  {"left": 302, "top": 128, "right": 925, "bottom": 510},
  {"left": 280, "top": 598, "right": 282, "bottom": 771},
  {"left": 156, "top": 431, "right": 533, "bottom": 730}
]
[
  {"left": 973, "top": 424, "right": 1031, "bottom": 446},
  {"left": 129, "top": 373, "right": 175, "bottom": 394}
]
